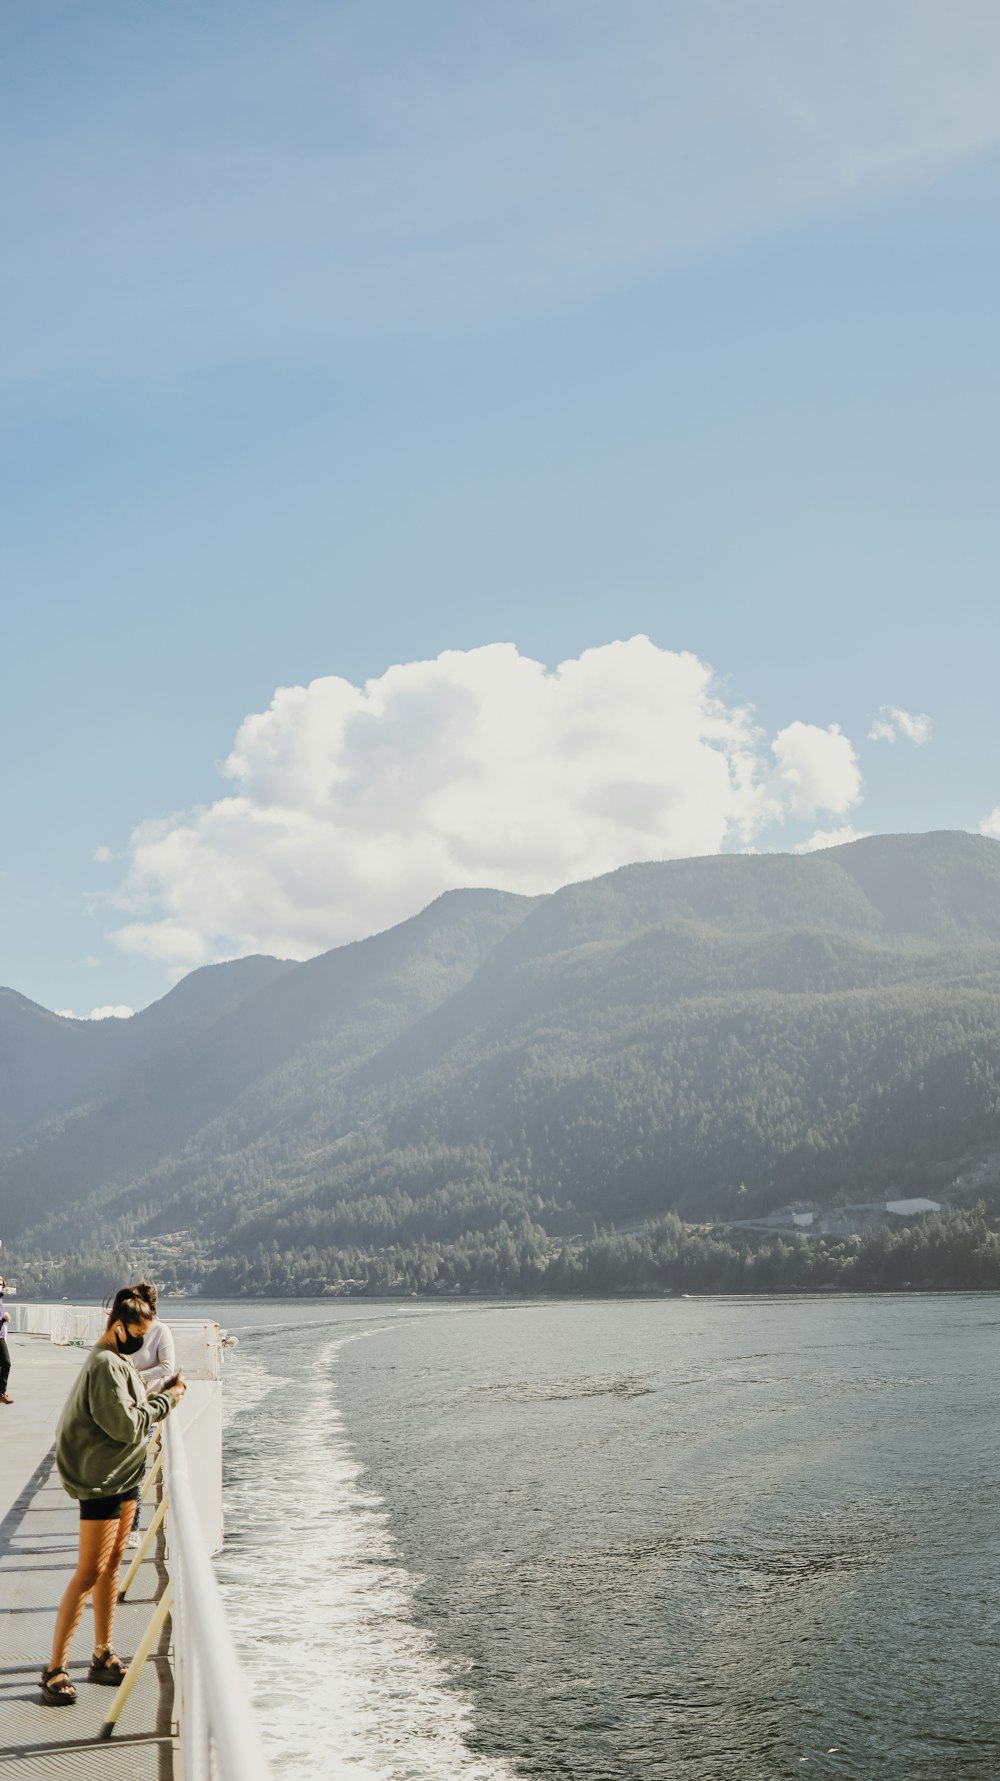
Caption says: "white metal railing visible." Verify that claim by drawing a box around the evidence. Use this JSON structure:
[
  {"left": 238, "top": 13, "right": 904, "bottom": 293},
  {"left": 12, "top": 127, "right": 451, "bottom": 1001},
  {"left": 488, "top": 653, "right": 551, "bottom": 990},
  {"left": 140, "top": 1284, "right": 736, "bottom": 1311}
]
[
  {"left": 162, "top": 1411, "right": 272, "bottom": 1781},
  {"left": 8, "top": 1301, "right": 104, "bottom": 1343}
]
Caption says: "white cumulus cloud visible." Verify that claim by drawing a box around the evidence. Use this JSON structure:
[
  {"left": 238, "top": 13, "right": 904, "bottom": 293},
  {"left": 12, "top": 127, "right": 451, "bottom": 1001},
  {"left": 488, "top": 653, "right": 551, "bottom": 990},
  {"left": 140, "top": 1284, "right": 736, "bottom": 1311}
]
[
  {"left": 109, "top": 638, "right": 864, "bottom": 973},
  {"left": 868, "top": 705, "right": 932, "bottom": 745},
  {"left": 769, "top": 723, "right": 862, "bottom": 820},
  {"left": 979, "top": 808, "right": 1000, "bottom": 839}
]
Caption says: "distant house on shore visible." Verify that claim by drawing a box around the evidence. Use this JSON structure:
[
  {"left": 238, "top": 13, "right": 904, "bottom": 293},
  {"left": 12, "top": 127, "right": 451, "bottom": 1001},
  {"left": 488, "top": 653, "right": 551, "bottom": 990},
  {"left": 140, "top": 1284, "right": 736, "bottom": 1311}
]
[{"left": 720, "top": 1195, "right": 942, "bottom": 1239}]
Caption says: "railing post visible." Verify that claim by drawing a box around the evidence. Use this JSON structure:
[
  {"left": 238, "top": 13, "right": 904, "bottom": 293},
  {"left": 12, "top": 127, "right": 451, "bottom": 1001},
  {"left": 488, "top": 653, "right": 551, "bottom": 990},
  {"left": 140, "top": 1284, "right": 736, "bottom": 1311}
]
[
  {"left": 98, "top": 1586, "right": 173, "bottom": 1740},
  {"left": 119, "top": 1493, "right": 168, "bottom": 1599},
  {"left": 141, "top": 1442, "right": 164, "bottom": 1499}
]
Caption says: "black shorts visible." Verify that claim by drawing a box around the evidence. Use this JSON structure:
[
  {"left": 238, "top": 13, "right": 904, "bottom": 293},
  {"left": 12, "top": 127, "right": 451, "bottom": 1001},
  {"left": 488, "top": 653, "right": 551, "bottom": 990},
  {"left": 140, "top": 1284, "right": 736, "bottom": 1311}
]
[{"left": 79, "top": 1488, "right": 140, "bottom": 1522}]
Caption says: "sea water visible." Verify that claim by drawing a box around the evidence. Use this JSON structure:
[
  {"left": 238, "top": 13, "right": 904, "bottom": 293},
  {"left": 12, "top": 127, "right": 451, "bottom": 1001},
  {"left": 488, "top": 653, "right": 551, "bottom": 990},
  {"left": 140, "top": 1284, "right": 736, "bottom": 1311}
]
[{"left": 174, "top": 1295, "right": 1000, "bottom": 1779}]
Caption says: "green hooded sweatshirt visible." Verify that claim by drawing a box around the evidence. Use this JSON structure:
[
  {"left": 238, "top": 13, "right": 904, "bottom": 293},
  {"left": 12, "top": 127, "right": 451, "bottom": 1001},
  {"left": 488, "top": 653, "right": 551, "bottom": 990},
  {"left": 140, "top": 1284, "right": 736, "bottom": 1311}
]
[{"left": 56, "top": 1344, "right": 175, "bottom": 1500}]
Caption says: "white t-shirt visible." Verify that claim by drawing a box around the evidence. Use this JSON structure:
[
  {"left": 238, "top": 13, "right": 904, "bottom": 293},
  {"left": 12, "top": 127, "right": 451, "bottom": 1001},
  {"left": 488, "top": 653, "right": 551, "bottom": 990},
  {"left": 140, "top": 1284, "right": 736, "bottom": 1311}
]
[{"left": 134, "top": 1317, "right": 176, "bottom": 1390}]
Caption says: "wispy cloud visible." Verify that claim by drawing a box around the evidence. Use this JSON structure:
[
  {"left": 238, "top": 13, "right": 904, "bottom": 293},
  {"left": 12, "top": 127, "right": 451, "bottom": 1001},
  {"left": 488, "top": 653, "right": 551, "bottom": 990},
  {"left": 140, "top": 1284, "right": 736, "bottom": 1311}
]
[
  {"left": 6, "top": 2, "right": 1000, "bottom": 378},
  {"left": 56, "top": 1004, "right": 134, "bottom": 1020},
  {"left": 868, "top": 705, "right": 932, "bottom": 745},
  {"left": 794, "top": 825, "right": 871, "bottom": 855}
]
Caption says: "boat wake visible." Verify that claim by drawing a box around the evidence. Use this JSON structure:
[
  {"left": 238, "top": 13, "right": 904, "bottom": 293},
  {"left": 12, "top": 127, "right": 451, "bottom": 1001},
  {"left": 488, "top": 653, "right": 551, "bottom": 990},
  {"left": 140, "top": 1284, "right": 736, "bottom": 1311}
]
[{"left": 216, "top": 1329, "right": 516, "bottom": 1780}]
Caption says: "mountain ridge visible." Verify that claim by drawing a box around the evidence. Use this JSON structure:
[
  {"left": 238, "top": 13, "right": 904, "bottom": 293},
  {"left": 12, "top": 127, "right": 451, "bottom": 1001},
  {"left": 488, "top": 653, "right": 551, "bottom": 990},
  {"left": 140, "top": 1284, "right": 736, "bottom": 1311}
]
[{"left": 4, "top": 832, "right": 1000, "bottom": 1287}]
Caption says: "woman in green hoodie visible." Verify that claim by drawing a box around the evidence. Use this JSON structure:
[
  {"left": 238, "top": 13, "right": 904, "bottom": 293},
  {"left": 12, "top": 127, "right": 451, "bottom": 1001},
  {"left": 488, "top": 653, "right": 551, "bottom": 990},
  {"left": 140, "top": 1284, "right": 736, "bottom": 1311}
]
[{"left": 40, "top": 1285, "right": 186, "bottom": 1706}]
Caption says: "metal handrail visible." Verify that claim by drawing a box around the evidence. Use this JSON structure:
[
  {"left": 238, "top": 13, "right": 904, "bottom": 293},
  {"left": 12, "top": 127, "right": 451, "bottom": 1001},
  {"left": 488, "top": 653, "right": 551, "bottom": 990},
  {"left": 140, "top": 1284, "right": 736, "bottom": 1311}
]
[{"left": 162, "top": 1410, "right": 272, "bottom": 1781}]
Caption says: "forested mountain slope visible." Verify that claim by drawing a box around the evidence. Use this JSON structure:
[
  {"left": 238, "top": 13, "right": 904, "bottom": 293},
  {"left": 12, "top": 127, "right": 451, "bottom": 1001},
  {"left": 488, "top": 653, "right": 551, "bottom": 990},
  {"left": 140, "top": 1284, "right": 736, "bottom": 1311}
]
[
  {"left": 4, "top": 832, "right": 1000, "bottom": 1283},
  {"left": 0, "top": 954, "right": 294, "bottom": 1151},
  {"left": 0, "top": 888, "right": 534, "bottom": 1238}
]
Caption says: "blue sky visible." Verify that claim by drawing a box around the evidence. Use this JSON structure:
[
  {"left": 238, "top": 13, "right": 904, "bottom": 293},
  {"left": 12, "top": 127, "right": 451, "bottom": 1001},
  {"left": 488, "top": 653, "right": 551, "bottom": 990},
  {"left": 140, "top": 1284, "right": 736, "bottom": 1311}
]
[{"left": 3, "top": 1, "right": 999, "bottom": 1015}]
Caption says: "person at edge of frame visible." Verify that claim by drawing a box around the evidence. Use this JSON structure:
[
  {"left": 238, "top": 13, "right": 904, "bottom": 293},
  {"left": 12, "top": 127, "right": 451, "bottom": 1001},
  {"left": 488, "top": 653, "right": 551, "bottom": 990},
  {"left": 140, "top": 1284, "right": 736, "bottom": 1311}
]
[
  {"left": 39, "top": 1284, "right": 186, "bottom": 1706},
  {"left": 0, "top": 1275, "right": 11, "bottom": 1404}
]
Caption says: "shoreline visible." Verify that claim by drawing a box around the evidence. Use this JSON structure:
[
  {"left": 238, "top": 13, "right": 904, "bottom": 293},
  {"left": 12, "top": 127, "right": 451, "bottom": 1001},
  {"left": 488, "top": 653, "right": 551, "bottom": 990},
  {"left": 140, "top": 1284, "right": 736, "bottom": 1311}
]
[{"left": 161, "top": 1283, "right": 1000, "bottom": 1304}]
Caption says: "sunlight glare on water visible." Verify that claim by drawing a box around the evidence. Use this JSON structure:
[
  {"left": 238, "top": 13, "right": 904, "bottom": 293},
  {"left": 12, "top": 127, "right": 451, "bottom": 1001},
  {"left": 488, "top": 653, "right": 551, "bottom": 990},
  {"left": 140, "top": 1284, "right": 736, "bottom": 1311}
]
[{"left": 204, "top": 1296, "right": 1000, "bottom": 1781}]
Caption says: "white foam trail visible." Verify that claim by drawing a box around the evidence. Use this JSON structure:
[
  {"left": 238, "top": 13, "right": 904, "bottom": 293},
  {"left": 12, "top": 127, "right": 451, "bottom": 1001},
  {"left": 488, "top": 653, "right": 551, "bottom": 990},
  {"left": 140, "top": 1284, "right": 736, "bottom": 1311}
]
[
  {"left": 217, "top": 1330, "right": 517, "bottom": 1781},
  {"left": 220, "top": 1340, "right": 275, "bottom": 1433}
]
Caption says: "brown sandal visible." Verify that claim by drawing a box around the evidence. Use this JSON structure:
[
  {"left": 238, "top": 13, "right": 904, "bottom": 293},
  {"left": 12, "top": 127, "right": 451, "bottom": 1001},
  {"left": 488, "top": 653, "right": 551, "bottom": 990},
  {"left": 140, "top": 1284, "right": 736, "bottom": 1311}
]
[
  {"left": 40, "top": 1665, "right": 77, "bottom": 1705},
  {"left": 88, "top": 1649, "right": 128, "bottom": 1685}
]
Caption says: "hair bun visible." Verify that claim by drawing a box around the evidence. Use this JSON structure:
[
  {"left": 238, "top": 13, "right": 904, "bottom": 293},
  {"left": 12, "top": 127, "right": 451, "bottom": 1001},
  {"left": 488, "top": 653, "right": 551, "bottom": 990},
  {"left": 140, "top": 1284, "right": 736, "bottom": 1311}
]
[{"left": 105, "top": 1285, "right": 155, "bottom": 1331}]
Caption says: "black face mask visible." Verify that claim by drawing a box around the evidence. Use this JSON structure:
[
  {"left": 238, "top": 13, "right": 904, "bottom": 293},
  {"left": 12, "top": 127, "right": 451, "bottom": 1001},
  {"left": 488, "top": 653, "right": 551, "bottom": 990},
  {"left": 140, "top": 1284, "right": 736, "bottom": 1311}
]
[{"left": 115, "top": 1327, "right": 145, "bottom": 1357}]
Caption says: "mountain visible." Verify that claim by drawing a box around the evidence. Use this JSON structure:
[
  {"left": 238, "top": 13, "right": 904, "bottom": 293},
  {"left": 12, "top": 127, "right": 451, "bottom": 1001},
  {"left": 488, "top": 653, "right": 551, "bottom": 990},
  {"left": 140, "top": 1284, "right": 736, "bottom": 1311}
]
[
  {"left": 0, "top": 954, "right": 296, "bottom": 1153},
  {"left": 4, "top": 832, "right": 1000, "bottom": 1287},
  {"left": 0, "top": 889, "right": 535, "bottom": 1240},
  {"left": 0, "top": 990, "right": 129, "bottom": 1152}
]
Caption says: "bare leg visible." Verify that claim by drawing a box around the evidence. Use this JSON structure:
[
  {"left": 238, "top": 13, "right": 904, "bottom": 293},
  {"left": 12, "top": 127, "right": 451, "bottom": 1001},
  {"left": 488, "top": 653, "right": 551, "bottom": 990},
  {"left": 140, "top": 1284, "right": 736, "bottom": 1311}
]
[
  {"left": 49, "top": 1519, "right": 118, "bottom": 1672},
  {"left": 92, "top": 1511, "right": 133, "bottom": 1655}
]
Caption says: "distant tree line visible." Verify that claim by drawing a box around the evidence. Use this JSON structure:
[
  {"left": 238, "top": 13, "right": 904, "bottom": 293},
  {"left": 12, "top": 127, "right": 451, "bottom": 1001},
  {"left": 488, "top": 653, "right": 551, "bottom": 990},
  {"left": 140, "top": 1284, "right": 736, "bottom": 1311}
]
[{"left": 11, "top": 1205, "right": 1000, "bottom": 1301}]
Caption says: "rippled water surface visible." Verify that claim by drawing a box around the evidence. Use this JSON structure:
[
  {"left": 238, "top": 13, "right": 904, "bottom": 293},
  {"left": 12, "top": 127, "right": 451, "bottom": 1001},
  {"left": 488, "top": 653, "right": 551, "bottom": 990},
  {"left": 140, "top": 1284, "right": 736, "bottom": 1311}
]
[{"left": 180, "top": 1296, "right": 1000, "bottom": 1779}]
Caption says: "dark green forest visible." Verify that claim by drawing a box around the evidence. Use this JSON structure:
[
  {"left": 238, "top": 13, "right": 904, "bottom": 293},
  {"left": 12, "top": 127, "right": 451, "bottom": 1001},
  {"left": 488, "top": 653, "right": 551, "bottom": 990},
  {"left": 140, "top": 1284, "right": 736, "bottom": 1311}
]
[
  {"left": 4, "top": 832, "right": 1000, "bottom": 1296},
  {"left": 11, "top": 1206, "right": 1000, "bottom": 1302}
]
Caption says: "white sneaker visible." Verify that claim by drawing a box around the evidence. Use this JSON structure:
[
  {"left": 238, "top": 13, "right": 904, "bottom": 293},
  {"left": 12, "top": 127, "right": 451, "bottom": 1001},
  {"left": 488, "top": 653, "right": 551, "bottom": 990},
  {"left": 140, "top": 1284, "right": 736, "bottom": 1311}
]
[{"left": 125, "top": 1531, "right": 141, "bottom": 1551}]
